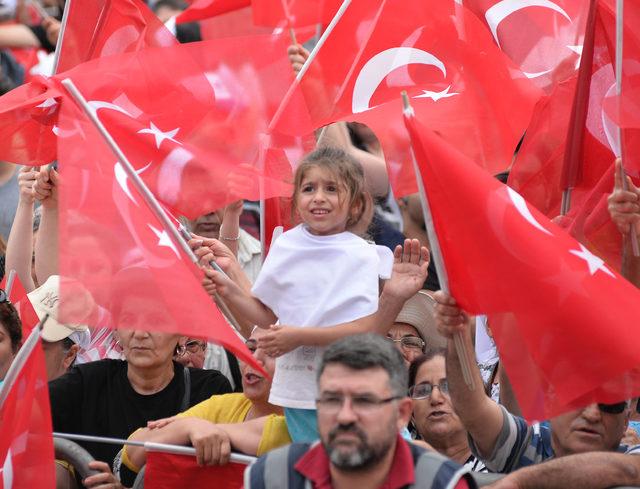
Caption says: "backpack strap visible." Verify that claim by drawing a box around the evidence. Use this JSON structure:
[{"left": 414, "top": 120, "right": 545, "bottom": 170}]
[
  {"left": 180, "top": 366, "right": 191, "bottom": 411},
  {"left": 411, "top": 448, "right": 478, "bottom": 489},
  {"left": 245, "top": 443, "right": 314, "bottom": 489}
]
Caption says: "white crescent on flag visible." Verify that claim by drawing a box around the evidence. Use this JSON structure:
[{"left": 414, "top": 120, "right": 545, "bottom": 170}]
[
  {"left": 87, "top": 100, "right": 133, "bottom": 119},
  {"left": 507, "top": 187, "right": 552, "bottom": 235},
  {"left": 485, "top": 0, "right": 571, "bottom": 48},
  {"left": 352, "top": 47, "right": 447, "bottom": 113},
  {"left": 114, "top": 162, "right": 152, "bottom": 205}
]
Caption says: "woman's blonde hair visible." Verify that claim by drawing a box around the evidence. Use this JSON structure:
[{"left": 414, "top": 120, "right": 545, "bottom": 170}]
[{"left": 292, "top": 147, "right": 373, "bottom": 235}]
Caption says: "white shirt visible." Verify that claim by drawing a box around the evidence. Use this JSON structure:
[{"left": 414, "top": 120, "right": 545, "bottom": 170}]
[{"left": 252, "top": 224, "right": 393, "bottom": 409}]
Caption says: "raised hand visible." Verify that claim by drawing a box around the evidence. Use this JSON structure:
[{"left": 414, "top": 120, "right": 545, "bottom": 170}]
[
  {"left": 383, "top": 239, "right": 430, "bottom": 301},
  {"left": 608, "top": 158, "right": 640, "bottom": 237}
]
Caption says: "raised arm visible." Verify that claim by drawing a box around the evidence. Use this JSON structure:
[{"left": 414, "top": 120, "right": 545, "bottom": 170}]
[
  {"left": 33, "top": 166, "right": 59, "bottom": 285},
  {"left": 433, "top": 291, "right": 504, "bottom": 459},
  {"left": 5, "top": 166, "right": 37, "bottom": 291},
  {"left": 257, "top": 239, "right": 429, "bottom": 355}
]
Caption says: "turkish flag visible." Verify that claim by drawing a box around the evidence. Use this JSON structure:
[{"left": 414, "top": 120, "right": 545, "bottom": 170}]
[
  {"left": 251, "top": 0, "right": 341, "bottom": 27},
  {"left": 0, "top": 274, "right": 40, "bottom": 336},
  {"left": 144, "top": 451, "right": 247, "bottom": 488},
  {"left": 0, "top": 341, "right": 55, "bottom": 489},
  {"left": 56, "top": 100, "right": 265, "bottom": 374},
  {"left": 60, "top": 37, "right": 293, "bottom": 219},
  {"left": 405, "top": 111, "right": 640, "bottom": 422},
  {"left": 55, "top": 0, "right": 176, "bottom": 74},
  {"left": 176, "top": 0, "right": 250, "bottom": 24},
  {"left": 464, "top": 0, "right": 589, "bottom": 92},
  {"left": 271, "top": 0, "right": 540, "bottom": 196}
]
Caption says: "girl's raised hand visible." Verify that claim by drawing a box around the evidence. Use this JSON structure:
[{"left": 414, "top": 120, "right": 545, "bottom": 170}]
[
  {"left": 384, "top": 239, "right": 430, "bottom": 300},
  {"left": 17, "top": 166, "right": 37, "bottom": 205},
  {"left": 257, "top": 325, "right": 300, "bottom": 357}
]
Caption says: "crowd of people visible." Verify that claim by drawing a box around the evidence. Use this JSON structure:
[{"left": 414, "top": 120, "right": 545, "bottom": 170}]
[{"left": 1, "top": 0, "right": 640, "bottom": 488}]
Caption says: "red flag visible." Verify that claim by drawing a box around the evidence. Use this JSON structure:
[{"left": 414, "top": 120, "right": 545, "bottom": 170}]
[
  {"left": 176, "top": 0, "right": 250, "bottom": 24},
  {"left": 144, "top": 451, "right": 247, "bottom": 488},
  {"left": 464, "top": 0, "right": 589, "bottom": 92},
  {"left": 0, "top": 274, "right": 40, "bottom": 336},
  {"left": 57, "top": 100, "right": 265, "bottom": 374},
  {"left": 252, "top": 0, "right": 341, "bottom": 27},
  {"left": 405, "top": 111, "right": 640, "bottom": 422},
  {"left": 60, "top": 38, "right": 293, "bottom": 219},
  {"left": 272, "top": 0, "right": 540, "bottom": 196},
  {"left": 55, "top": 0, "right": 177, "bottom": 73},
  {"left": 0, "top": 340, "right": 55, "bottom": 488}
]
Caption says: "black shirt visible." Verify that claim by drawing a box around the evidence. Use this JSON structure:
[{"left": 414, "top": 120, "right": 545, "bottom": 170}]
[{"left": 49, "top": 359, "right": 232, "bottom": 464}]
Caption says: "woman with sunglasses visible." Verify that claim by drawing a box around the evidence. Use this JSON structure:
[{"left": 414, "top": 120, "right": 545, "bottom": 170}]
[{"left": 409, "top": 349, "right": 488, "bottom": 472}]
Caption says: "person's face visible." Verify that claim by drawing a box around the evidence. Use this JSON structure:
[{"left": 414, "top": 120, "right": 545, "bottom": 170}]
[
  {"left": 411, "top": 357, "right": 465, "bottom": 444},
  {"left": 189, "top": 212, "right": 222, "bottom": 240},
  {"left": 386, "top": 323, "right": 424, "bottom": 366},
  {"left": 0, "top": 324, "right": 16, "bottom": 380},
  {"left": 67, "top": 236, "right": 113, "bottom": 304},
  {"left": 240, "top": 329, "right": 276, "bottom": 403},
  {"left": 317, "top": 364, "right": 412, "bottom": 471},
  {"left": 174, "top": 338, "right": 206, "bottom": 369},
  {"left": 296, "top": 166, "right": 352, "bottom": 236},
  {"left": 405, "top": 194, "right": 425, "bottom": 226},
  {"left": 550, "top": 403, "right": 630, "bottom": 456}
]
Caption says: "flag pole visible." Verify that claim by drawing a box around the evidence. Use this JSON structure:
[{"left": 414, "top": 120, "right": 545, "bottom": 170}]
[
  {"left": 615, "top": 0, "right": 640, "bottom": 256},
  {"left": 4, "top": 269, "right": 16, "bottom": 299},
  {"left": 53, "top": 432, "right": 256, "bottom": 464},
  {"left": 50, "top": 0, "right": 72, "bottom": 74},
  {"left": 267, "top": 0, "right": 352, "bottom": 132},
  {"left": 60, "top": 78, "right": 245, "bottom": 334},
  {"left": 0, "top": 315, "right": 48, "bottom": 409},
  {"left": 401, "top": 92, "right": 475, "bottom": 391}
]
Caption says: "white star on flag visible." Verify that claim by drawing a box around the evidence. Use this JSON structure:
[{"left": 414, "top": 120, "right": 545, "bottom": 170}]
[
  {"left": 414, "top": 85, "right": 459, "bottom": 102},
  {"left": 1, "top": 449, "right": 13, "bottom": 489},
  {"left": 137, "top": 122, "right": 180, "bottom": 149},
  {"left": 567, "top": 44, "right": 583, "bottom": 69},
  {"left": 35, "top": 98, "right": 57, "bottom": 109},
  {"left": 569, "top": 244, "right": 615, "bottom": 278},
  {"left": 148, "top": 224, "right": 180, "bottom": 258}
]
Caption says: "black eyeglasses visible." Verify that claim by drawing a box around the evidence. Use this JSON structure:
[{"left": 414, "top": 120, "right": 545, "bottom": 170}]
[
  {"left": 245, "top": 339, "right": 257, "bottom": 353},
  {"left": 385, "top": 336, "right": 425, "bottom": 351},
  {"left": 183, "top": 340, "right": 206, "bottom": 354},
  {"left": 598, "top": 402, "right": 628, "bottom": 414},
  {"left": 316, "top": 394, "right": 402, "bottom": 414},
  {"left": 409, "top": 380, "right": 449, "bottom": 400}
]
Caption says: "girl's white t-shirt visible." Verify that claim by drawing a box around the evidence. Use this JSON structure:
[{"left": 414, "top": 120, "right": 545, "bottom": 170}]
[{"left": 251, "top": 224, "right": 394, "bottom": 409}]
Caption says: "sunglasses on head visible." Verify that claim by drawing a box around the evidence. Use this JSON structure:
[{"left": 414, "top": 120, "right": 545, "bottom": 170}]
[{"left": 598, "top": 401, "right": 628, "bottom": 414}]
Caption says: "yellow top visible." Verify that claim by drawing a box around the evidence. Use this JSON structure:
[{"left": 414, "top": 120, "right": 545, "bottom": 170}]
[{"left": 122, "top": 393, "right": 290, "bottom": 472}]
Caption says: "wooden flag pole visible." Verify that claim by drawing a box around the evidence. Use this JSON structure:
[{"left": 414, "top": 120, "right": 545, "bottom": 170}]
[
  {"left": 401, "top": 92, "right": 475, "bottom": 391},
  {"left": 60, "top": 78, "right": 245, "bottom": 334},
  {"left": 615, "top": 0, "right": 640, "bottom": 256}
]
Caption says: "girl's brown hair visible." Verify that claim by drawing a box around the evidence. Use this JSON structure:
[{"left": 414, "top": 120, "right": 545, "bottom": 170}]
[{"left": 291, "top": 147, "right": 373, "bottom": 235}]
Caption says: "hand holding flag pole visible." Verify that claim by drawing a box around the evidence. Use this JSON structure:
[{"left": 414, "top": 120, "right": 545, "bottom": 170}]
[
  {"left": 401, "top": 91, "right": 475, "bottom": 391},
  {"left": 60, "top": 78, "right": 245, "bottom": 335},
  {"left": 615, "top": 0, "right": 639, "bottom": 256}
]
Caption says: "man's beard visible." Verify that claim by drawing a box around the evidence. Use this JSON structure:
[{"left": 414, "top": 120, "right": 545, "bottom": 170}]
[{"left": 324, "top": 423, "right": 395, "bottom": 472}]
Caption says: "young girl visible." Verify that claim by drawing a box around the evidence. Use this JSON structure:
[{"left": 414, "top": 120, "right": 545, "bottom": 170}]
[{"left": 209, "top": 146, "right": 428, "bottom": 441}]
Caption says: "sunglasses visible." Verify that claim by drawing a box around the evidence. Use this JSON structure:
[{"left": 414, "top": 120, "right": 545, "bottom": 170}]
[{"left": 598, "top": 402, "right": 628, "bottom": 414}]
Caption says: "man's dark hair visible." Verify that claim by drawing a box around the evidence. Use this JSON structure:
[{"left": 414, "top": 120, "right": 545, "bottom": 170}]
[
  {"left": 152, "top": 0, "right": 187, "bottom": 12},
  {"left": 408, "top": 348, "right": 447, "bottom": 388},
  {"left": 0, "top": 298, "right": 23, "bottom": 353},
  {"left": 318, "top": 334, "right": 408, "bottom": 396}
]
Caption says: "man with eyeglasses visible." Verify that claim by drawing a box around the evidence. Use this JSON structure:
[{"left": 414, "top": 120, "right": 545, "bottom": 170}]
[
  {"left": 245, "top": 334, "right": 477, "bottom": 489},
  {"left": 175, "top": 338, "right": 207, "bottom": 369},
  {"left": 433, "top": 291, "right": 640, "bottom": 487}
]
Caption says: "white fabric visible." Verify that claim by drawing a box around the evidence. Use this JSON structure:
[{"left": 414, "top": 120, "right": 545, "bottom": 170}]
[
  {"left": 252, "top": 224, "right": 393, "bottom": 409},
  {"left": 475, "top": 315, "right": 498, "bottom": 365}
]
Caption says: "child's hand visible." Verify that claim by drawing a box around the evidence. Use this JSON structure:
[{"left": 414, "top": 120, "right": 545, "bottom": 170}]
[
  {"left": 257, "top": 325, "right": 300, "bottom": 357},
  {"left": 202, "top": 267, "right": 245, "bottom": 301},
  {"left": 17, "top": 166, "right": 37, "bottom": 205},
  {"left": 33, "top": 166, "right": 59, "bottom": 209},
  {"left": 384, "top": 239, "right": 430, "bottom": 300}
]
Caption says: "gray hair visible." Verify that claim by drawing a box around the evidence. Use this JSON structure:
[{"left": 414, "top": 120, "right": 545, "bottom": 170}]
[{"left": 317, "top": 334, "right": 408, "bottom": 397}]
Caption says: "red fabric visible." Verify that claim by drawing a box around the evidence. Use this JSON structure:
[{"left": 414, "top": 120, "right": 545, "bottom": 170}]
[
  {"left": 464, "top": 0, "right": 589, "bottom": 92},
  {"left": 295, "top": 435, "right": 415, "bottom": 489},
  {"left": 272, "top": 0, "right": 540, "bottom": 197},
  {"left": 144, "top": 451, "right": 246, "bottom": 488},
  {"left": 176, "top": 0, "right": 250, "bottom": 24},
  {"left": 0, "top": 274, "right": 40, "bottom": 336},
  {"left": 55, "top": 0, "right": 176, "bottom": 73},
  {"left": 56, "top": 100, "right": 265, "bottom": 374},
  {"left": 405, "top": 112, "right": 640, "bottom": 422},
  {"left": 60, "top": 37, "right": 293, "bottom": 219},
  {"left": 252, "top": 0, "right": 341, "bottom": 27},
  {"left": 0, "top": 341, "right": 55, "bottom": 489}
]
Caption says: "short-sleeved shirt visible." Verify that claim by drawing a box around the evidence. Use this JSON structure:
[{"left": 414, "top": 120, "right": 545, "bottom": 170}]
[{"left": 470, "top": 405, "right": 636, "bottom": 473}]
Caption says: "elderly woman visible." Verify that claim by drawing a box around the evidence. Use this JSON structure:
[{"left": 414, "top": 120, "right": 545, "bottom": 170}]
[
  {"left": 123, "top": 327, "right": 290, "bottom": 473},
  {"left": 49, "top": 287, "right": 232, "bottom": 487},
  {"left": 0, "top": 289, "right": 22, "bottom": 389},
  {"left": 409, "top": 349, "right": 488, "bottom": 472}
]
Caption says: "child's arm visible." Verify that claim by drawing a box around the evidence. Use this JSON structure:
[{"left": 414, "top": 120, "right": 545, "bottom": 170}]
[{"left": 258, "top": 239, "right": 429, "bottom": 355}]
